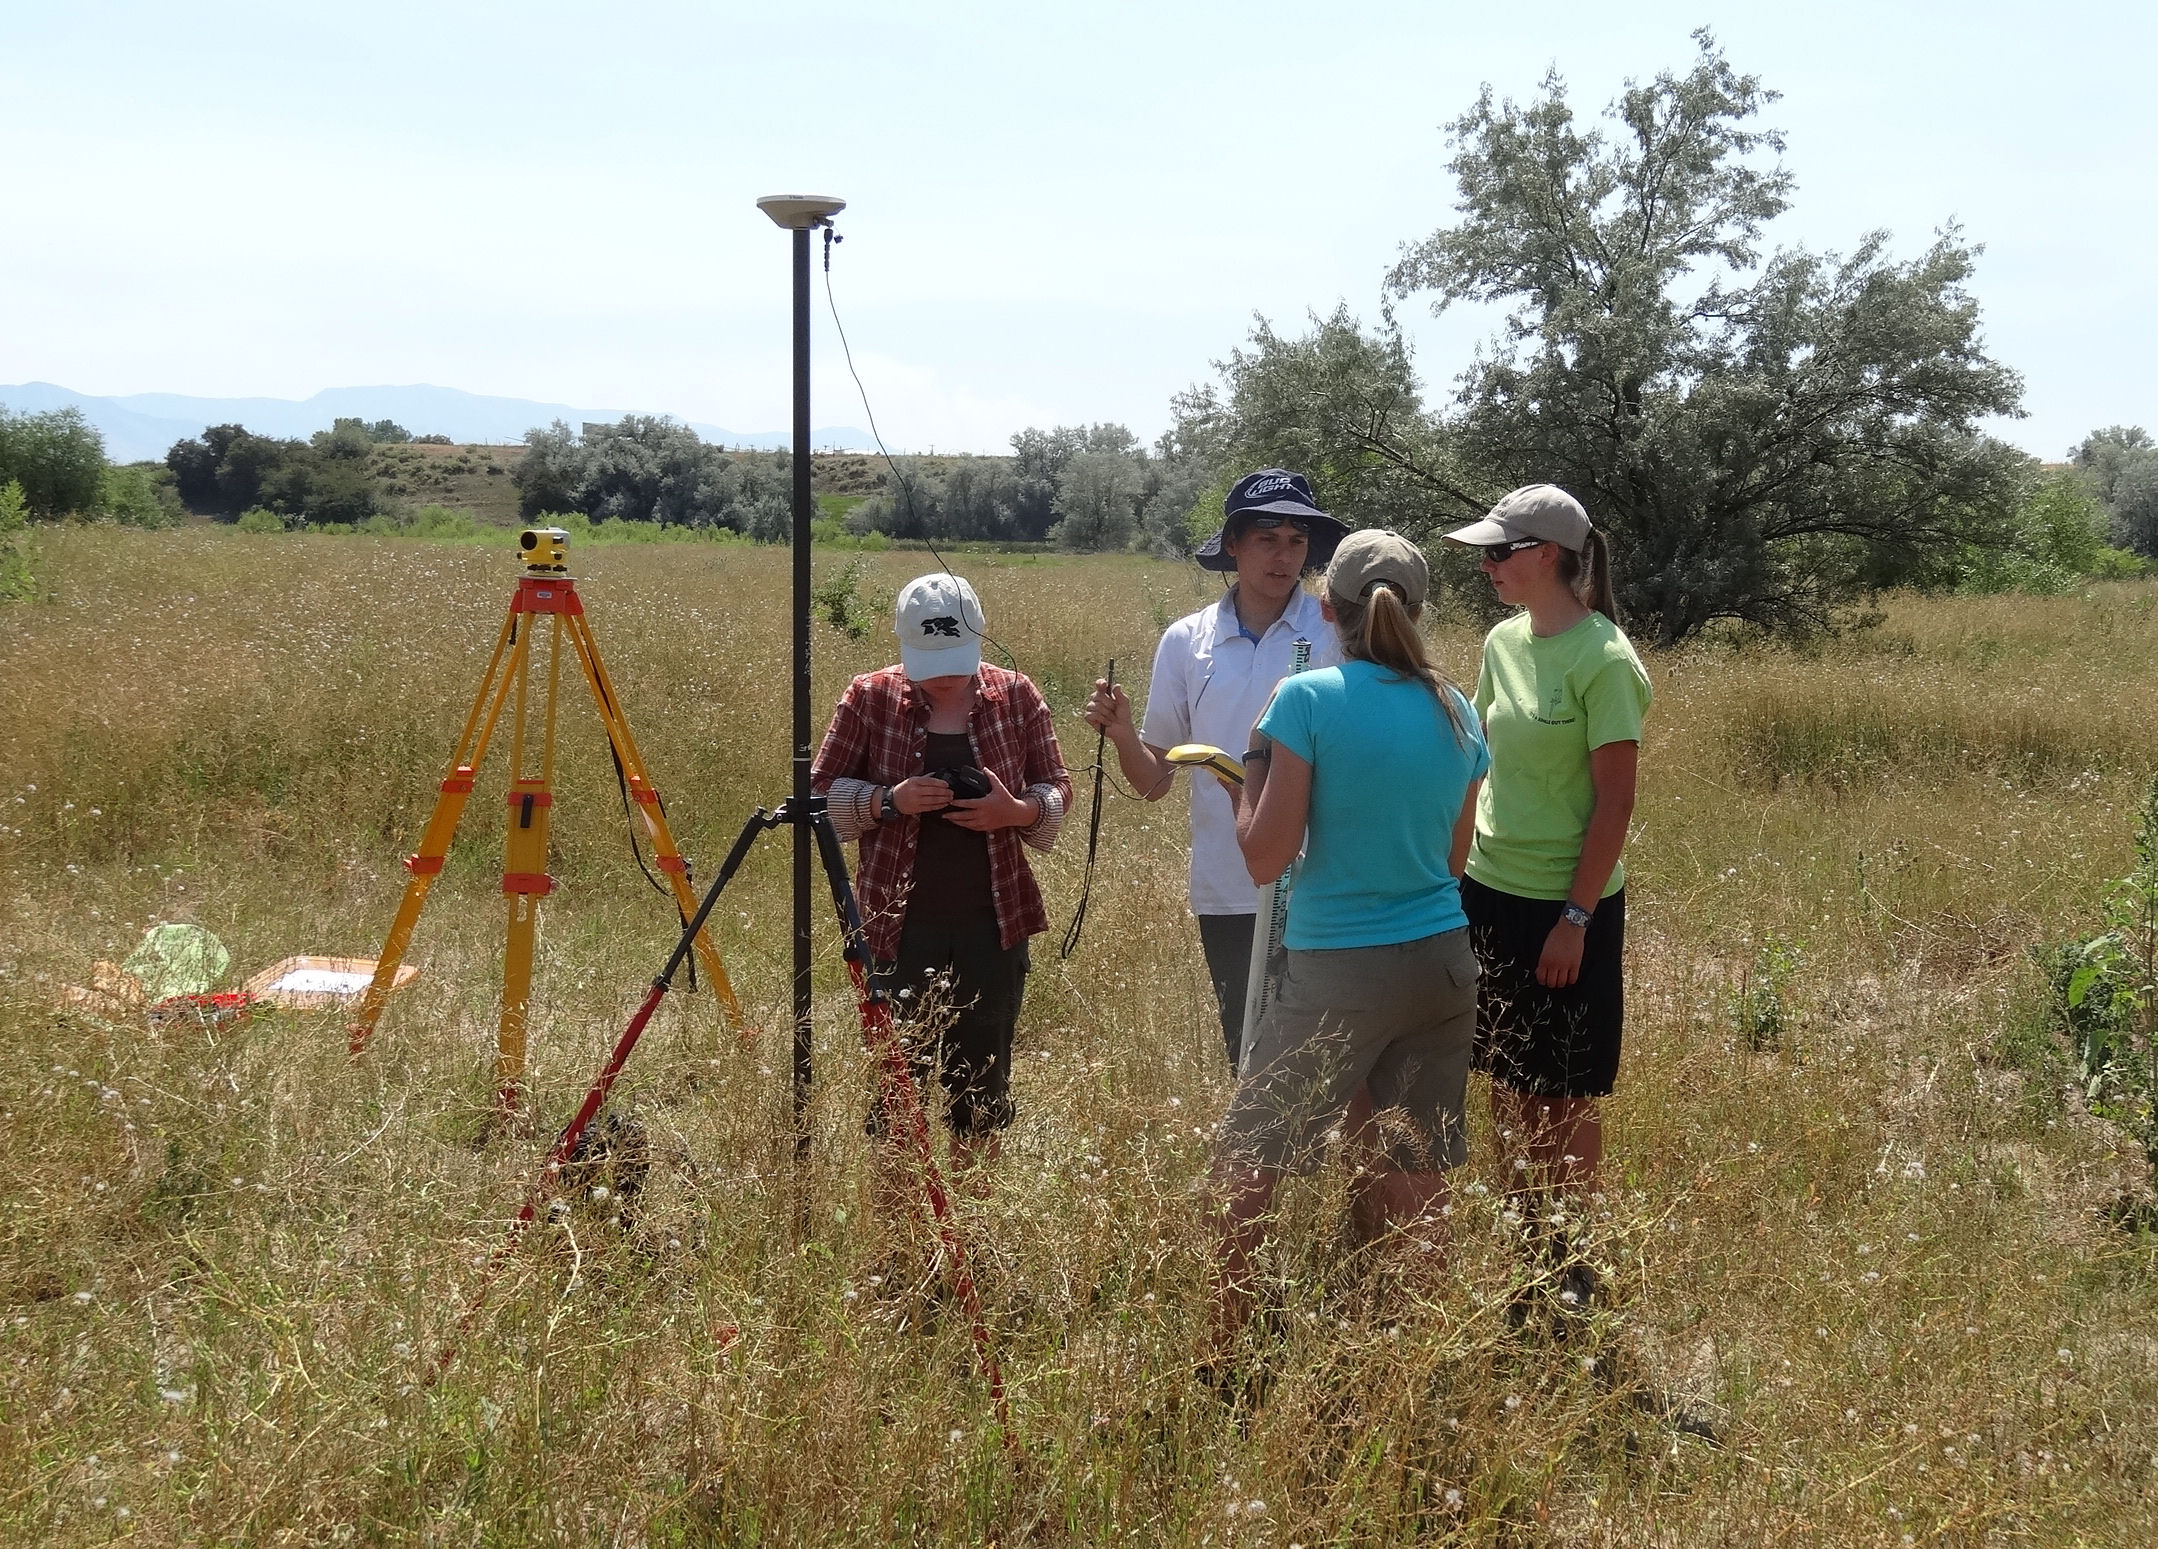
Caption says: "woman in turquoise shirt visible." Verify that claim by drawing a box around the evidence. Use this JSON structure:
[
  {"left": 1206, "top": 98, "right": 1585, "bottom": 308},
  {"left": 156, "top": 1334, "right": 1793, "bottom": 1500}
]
[{"left": 1203, "top": 529, "right": 1489, "bottom": 1371}]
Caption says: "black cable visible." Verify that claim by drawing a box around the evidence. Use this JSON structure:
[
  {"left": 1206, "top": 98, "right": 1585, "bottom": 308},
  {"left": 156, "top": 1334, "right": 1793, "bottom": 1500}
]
[
  {"left": 1059, "top": 658, "right": 1113, "bottom": 958},
  {"left": 820, "top": 227, "right": 1173, "bottom": 957},
  {"left": 821, "top": 225, "right": 1016, "bottom": 671},
  {"left": 608, "top": 744, "right": 697, "bottom": 991}
]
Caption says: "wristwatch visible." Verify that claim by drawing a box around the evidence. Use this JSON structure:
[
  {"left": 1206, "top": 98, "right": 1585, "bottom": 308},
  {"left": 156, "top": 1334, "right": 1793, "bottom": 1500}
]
[
  {"left": 879, "top": 786, "right": 900, "bottom": 823},
  {"left": 1560, "top": 900, "right": 1594, "bottom": 930}
]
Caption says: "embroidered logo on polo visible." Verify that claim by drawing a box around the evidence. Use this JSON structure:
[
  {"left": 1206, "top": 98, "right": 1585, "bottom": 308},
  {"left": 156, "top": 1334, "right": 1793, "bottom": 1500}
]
[{"left": 920, "top": 616, "right": 962, "bottom": 638}]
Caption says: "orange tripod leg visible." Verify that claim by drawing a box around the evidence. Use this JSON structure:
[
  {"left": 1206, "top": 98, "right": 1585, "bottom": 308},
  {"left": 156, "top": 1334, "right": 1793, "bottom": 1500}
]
[
  {"left": 562, "top": 609, "right": 743, "bottom": 1025},
  {"left": 351, "top": 606, "right": 523, "bottom": 1053},
  {"left": 496, "top": 612, "right": 563, "bottom": 1113}
]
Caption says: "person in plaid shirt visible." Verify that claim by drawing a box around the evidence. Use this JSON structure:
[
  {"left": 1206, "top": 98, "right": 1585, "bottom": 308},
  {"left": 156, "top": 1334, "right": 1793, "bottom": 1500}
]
[{"left": 812, "top": 571, "right": 1070, "bottom": 1165}]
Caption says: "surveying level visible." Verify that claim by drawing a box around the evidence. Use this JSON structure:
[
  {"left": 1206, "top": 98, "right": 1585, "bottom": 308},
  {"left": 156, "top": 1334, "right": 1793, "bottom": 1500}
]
[
  {"left": 1166, "top": 743, "right": 1246, "bottom": 787},
  {"left": 520, "top": 526, "right": 570, "bottom": 575},
  {"left": 349, "top": 532, "right": 741, "bottom": 1113}
]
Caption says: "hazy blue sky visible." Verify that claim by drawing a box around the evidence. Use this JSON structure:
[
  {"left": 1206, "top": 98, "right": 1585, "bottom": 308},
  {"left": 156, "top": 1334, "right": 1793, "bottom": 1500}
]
[{"left": 3, "top": 1, "right": 2149, "bottom": 457}]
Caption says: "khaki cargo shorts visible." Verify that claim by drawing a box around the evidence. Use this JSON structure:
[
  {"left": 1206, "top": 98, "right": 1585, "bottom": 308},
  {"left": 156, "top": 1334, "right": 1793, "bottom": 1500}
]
[{"left": 1219, "top": 927, "right": 1478, "bottom": 1173}]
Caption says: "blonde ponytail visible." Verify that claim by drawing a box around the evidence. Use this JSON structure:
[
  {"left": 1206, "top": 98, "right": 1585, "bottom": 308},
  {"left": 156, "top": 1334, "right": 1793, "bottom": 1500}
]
[
  {"left": 1329, "top": 583, "right": 1471, "bottom": 744},
  {"left": 1558, "top": 527, "right": 1619, "bottom": 623}
]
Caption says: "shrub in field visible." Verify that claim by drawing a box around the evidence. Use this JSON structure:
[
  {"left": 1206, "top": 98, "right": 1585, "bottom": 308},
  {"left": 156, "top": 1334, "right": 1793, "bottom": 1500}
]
[
  {"left": 812, "top": 554, "right": 883, "bottom": 639},
  {"left": 0, "top": 478, "right": 33, "bottom": 599},
  {"left": 234, "top": 506, "right": 286, "bottom": 533},
  {"left": 2043, "top": 772, "right": 2158, "bottom": 1172},
  {"left": 1735, "top": 934, "right": 1802, "bottom": 1051},
  {"left": 97, "top": 464, "right": 183, "bottom": 528}
]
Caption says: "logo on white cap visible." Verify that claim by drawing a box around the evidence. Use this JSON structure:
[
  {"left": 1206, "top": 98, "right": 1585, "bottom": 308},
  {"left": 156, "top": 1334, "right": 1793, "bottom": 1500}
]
[{"left": 895, "top": 573, "right": 985, "bottom": 680}]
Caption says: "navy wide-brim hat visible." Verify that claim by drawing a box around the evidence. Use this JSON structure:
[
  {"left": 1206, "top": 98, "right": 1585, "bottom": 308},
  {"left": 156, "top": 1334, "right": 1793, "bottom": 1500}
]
[{"left": 1194, "top": 467, "right": 1352, "bottom": 573}]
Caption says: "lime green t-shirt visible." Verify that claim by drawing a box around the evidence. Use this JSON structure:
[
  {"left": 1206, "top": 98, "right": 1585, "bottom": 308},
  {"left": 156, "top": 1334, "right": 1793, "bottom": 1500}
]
[{"left": 1466, "top": 611, "right": 1651, "bottom": 902}]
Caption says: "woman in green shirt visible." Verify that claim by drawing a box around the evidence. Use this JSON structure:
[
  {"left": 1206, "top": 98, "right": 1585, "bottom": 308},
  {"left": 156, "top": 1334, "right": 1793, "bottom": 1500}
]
[{"left": 1445, "top": 485, "right": 1651, "bottom": 1315}]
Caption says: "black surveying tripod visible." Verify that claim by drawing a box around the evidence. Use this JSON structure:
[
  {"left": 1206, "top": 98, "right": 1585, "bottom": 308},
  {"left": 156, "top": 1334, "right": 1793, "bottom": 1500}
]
[{"left": 430, "top": 794, "right": 1007, "bottom": 1416}]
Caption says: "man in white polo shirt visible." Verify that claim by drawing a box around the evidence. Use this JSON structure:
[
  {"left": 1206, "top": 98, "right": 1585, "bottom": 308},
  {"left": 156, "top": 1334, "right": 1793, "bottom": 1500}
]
[{"left": 1083, "top": 468, "right": 1348, "bottom": 1069}]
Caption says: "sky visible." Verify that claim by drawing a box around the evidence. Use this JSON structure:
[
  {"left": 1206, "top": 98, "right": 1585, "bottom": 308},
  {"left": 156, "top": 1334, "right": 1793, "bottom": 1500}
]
[{"left": 3, "top": 0, "right": 2151, "bottom": 459}]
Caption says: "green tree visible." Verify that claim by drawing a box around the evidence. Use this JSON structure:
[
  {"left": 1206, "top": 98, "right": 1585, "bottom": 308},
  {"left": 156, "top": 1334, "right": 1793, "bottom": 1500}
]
[
  {"left": 99, "top": 465, "right": 183, "bottom": 528},
  {"left": 2074, "top": 427, "right": 2158, "bottom": 558},
  {"left": 1167, "top": 305, "right": 1470, "bottom": 535},
  {"left": 513, "top": 421, "right": 584, "bottom": 519},
  {"left": 1378, "top": 32, "right": 2027, "bottom": 642},
  {"left": 166, "top": 424, "right": 290, "bottom": 518},
  {"left": 1052, "top": 451, "right": 1144, "bottom": 551},
  {"left": 0, "top": 407, "right": 107, "bottom": 518},
  {"left": 1010, "top": 425, "right": 1140, "bottom": 540},
  {"left": 1955, "top": 467, "right": 2118, "bottom": 594},
  {"left": 511, "top": 416, "right": 791, "bottom": 533}
]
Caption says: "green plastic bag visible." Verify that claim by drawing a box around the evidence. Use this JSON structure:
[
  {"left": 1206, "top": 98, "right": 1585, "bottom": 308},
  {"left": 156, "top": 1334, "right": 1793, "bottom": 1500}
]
[{"left": 122, "top": 924, "right": 230, "bottom": 1001}]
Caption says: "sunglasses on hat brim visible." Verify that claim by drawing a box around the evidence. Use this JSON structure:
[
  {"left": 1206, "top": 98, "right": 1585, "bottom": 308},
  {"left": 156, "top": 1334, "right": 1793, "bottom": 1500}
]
[
  {"left": 1475, "top": 536, "right": 1546, "bottom": 561},
  {"left": 1230, "top": 514, "right": 1312, "bottom": 534}
]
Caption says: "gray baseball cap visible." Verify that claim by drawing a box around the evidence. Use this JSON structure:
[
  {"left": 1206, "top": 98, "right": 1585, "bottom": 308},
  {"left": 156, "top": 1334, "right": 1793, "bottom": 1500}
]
[
  {"left": 1324, "top": 528, "right": 1429, "bottom": 608},
  {"left": 1444, "top": 484, "right": 1592, "bottom": 552}
]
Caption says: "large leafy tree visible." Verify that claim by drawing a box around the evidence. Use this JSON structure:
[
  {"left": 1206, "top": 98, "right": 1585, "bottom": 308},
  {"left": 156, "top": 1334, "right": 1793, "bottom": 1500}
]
[
  {"left": 0, "top": 407, "right": 107, "bottom": 519},
  {"left": 2075, "top": 427, "right": 2158, "bottom": 558},
  {"left": 511, "top": 416, "right": 789, "bottom": 534},
  {"left": 1167, "top": 305, "right": 1475, "bottom": 538},
  {"left": 1379, "top": 31, "right": 2027, "bottom": 641}
]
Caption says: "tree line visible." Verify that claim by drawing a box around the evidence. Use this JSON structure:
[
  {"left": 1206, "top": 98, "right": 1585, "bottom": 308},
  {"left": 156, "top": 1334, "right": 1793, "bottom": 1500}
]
[
  {"left": 510, "top": 417, "right": 793, "bottom": 537},
  {"left": 10, "top": 32, "right": 2158, "bottom": 643}
]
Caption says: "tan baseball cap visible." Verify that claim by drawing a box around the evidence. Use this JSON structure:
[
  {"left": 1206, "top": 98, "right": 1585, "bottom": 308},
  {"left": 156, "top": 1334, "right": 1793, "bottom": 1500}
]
[
  {"left": 1324, "top": 528, "right": 1429, "bottom": 608},
  {"left": 1444, "top": 484, "right": 1592, "bottom": 552}
]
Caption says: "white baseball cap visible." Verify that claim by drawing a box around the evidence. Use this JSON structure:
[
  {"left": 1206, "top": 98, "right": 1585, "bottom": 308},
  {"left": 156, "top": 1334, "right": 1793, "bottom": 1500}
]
[{"left": 895, "top": 572, "right": 984, "bottom": 681}]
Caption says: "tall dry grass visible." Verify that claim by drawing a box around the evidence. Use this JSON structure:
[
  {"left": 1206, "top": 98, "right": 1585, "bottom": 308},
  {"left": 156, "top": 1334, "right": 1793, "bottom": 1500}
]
[{"left": 3, "top": 526, "right": 2157, "bottom": 1544}]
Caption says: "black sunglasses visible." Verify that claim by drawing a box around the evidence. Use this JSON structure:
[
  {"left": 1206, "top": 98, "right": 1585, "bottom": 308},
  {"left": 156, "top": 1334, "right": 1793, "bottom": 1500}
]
[{"left": 1476, "top": 537, "right": 1546, "bottom": 561}]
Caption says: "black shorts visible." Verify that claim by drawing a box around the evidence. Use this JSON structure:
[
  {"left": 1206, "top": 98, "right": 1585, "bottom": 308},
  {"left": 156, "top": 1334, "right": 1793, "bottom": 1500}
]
[
  {"left": 870, "top": 909, "right": 1028, "bottom": 1136},
  {"left": 1463, "top": 876, "right": 1625, "bottom": 1100}
]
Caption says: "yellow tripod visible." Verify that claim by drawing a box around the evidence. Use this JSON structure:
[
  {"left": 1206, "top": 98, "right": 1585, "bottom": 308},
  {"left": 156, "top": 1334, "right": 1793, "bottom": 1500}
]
[{"left": 349, "top": 528, "right": 739, "bottom": 1111}]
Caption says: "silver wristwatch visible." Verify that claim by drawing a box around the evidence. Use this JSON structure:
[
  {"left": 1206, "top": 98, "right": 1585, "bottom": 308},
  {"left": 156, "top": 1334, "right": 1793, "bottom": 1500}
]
[{"left": 1560, "top": 900, "right": 1594, "bottom": 930}]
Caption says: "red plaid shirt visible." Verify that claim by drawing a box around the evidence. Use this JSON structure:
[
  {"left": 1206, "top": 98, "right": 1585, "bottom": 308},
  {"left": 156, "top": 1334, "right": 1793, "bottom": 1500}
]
[{"left": 810, "top": 664, "right": 1071, "bottom": 962}]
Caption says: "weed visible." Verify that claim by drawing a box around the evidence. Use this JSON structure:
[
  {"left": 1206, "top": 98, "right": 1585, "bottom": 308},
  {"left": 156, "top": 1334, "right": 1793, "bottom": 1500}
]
[
  {"left": 1735, "top": 933, "right": 1802, "bottom": 1050},
  {"left": 2042, "top": 771, "right": 2158, "bottom": 1171}
]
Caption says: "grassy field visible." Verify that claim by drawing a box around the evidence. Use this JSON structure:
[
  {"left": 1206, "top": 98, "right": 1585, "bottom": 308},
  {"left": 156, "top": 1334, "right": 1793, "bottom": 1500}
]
[{"left": 4, "top": 526, "right": 2157, "bottom": 1545}]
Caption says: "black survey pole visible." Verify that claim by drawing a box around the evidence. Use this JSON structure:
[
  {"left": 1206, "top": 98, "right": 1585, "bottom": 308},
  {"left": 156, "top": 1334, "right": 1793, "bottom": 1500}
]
[
  {"left": 758, "top": 193, "right": 845, "bottom": 1157},
  {"left": 789, "top": 221, "right": 814, "bottom": 1155}
]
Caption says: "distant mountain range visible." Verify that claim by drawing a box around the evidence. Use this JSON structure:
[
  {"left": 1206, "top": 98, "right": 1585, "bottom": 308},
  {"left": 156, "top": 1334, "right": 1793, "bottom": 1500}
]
[{"left": 0, "top": 382, "right": 872, "bottom": 464}]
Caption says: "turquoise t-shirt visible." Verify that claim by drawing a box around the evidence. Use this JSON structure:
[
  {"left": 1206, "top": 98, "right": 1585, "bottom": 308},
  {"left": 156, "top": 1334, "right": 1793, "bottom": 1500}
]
[
  {"left": 1257, "top": 660, "right": 1490, "bottom": 951},
  {"left": 1467, "top": 611, "right": 1651, "bottom": 901}
]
